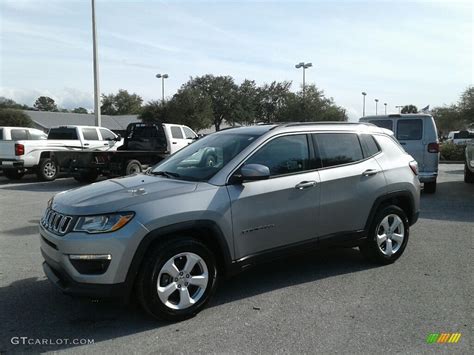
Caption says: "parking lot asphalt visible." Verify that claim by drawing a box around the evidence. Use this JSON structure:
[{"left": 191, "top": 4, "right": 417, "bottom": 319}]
[{"left": 0, "top": 164, "right": 472, "bottom": 354}]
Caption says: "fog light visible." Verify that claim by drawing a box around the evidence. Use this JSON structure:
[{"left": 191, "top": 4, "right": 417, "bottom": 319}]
[{"left": 69, "top": 254, "right": 111, "bottom": 275}]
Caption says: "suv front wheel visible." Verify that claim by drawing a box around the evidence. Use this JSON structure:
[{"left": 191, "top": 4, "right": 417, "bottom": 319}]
[
  {"left": 136, "top": 237, "right": 218, "bottom": 321},
  {"left": 359, "top": 205, "right": 409, "bottom": 264}
]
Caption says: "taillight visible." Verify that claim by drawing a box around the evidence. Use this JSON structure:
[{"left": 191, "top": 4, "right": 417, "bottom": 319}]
[
  {"left": 427, "top": 142, "right": 439, "bottom": 153},
  {"left": 409, "top": 161, "right": 418, "bottom": 176},
  {"left": 15, "top": 143, "right": 25, "bottom": 156}
]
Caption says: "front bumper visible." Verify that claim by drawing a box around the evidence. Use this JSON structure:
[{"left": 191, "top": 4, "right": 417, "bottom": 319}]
[{"left": 39, "top": 218, "right": 149, "bottom": 299}]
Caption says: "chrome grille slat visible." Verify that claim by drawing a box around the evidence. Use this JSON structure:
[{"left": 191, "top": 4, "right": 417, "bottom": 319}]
[{"left": 41, "top": 208, "right": 73, "bottom": 236}]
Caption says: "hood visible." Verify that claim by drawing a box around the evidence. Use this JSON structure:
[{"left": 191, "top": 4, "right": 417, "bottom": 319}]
[{"left": 52, "top": 174, "right": 198, "bottom": 216}]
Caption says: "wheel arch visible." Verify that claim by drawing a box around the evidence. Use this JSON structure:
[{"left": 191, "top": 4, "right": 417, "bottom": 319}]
[
  {"left": 123, "top": 220, "right": 232, "bottom": 299},
  {"left": 364, "top": 191, "right": 417, "bottom": 233}
]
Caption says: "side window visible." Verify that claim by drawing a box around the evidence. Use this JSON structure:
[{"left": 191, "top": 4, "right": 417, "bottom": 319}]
[
  {"left": 171, "top": 126, "right": 184, "bottom": 139},
  {"left": 11, "top": 129, "right": 28, "bottom": 140},
  {"left": 245, "top": 134, "right": 310, "bottom": 177},
  {"left": 397, "top": 119, "right": 423, "bottom": 140},
  {"left": 29, "top": 130, "right": 47, "bottom": 140},
  {"left": 82, "top": 128, "right": 99, "bottom": 140},
  {"left": 369, "top": 120, "right": 393, "bottom": 131},
  {"left": 48, "top": 128, "right": 78, "bottom": 140},
  {"left": 100, "top": 128, "right": 116, "bottom": 140},
  {"left": 183, "top": 127, "right": 197, "bottom": 139},
  {"left": 360, "top": 134, "right": 381, "bottom": 157},
  {"left": 315, "top": 133, "right": 364, "bottom": 168},
  {"left": 0, "top": 129, "right": 3, "bottom": 140}
]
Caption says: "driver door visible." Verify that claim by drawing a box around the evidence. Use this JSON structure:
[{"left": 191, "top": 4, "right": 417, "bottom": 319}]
[{"left": 226, "top": 134, "right": 321, "bottom": 259}]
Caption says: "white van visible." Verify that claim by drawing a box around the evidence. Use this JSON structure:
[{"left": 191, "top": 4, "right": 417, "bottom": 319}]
[{"left": 360, "top": 114, "right": 439, "bottom": 193}]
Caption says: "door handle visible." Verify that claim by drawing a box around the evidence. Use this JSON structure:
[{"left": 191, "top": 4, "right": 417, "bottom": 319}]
[
  {"left": 400, "top": 142, "right": 406, "bottom": 145},
  {"left": 172, "top": 142, "right": 177, "bottom": 144},
  {"left": 295, "top": 181, "right": 317, "bottom": 190},
  {"left": 362, "top": 169, "right": 378, "bottom": 176},
  {"left": 84, "top": 143, "right": 89, "bottom": 146},
  {"left": 103, "top": 143, "right": 109, "bottom": 146}
]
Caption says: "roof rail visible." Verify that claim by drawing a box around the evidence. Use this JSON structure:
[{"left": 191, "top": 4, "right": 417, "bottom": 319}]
[{"left": 279, "top": 121, "right": 373, "bottom": 127}]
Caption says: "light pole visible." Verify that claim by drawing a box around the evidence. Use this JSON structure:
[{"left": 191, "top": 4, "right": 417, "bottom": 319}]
[
  {"left": 362, "top": 92, "right": 367, "bottom": 116},
  {"left": 91, "top": 0, "right": 101, "bottom": 126},
  {"left": 375, "top": 99, "right": 379, "bottom": 115},
  {"left": 396, "top": 105, "right": 403, "bottom": 113},
  {"left": 155, "top": 73, "right": 169, "bottom": 102},
  {"left": 384, "top": 103, "right": 387, "bottom": 115},
  {"left": 295, "top": 62, "right": 313, "bottom": 97}
]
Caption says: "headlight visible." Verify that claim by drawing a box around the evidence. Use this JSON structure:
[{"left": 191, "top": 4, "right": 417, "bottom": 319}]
[{"left": 74, "top": 212, "right": 134, "bottom": 234}]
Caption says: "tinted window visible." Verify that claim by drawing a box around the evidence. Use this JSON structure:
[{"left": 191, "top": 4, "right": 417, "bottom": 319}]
[
  {"left": 11, "top": 129, "right": 28, "bottom": 140},
  {"left": 315, "top": 133, "right": 363, "bottom": 167},
  {"left": 100, "top": 128, "right": 116, "bottom": 140},
  {"left": 369, "top": 120, "right": 393, "bottom": 131},
  {"left": 397, "top": 119, "right": 422, "bottom": 140},
  {"left": 183, "top": 127, "right": 196, "bottom": 139},
  {"left": 246, "top": 135, "right": 310, "bottom": 177},
  {"left": 0, "top": 129, "right": 3, "bottom": 140},
  {"left": 171, "top": 126, "right": 184, "bottom": 139},
  {"left": 361, "top": 134, "right": 381, "bottom": 157},
  {"left": 30, "top": 130, "right": 47, "bottom": 140},
  {"left": 48, "top": 128, "right": 78, "bottom": 140},
  {"left": 82, "top": 128, "right": 99, "bottom": 140}
]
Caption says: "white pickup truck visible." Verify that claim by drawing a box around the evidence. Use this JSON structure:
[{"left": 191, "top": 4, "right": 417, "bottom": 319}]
[{"left": 0, "top": 125, "right": 122, "bottom": 181}]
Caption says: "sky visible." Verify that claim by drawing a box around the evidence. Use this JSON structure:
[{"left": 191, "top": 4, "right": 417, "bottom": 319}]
[{"left": 0, "top": 0, "right": 472, "bottom": 121}]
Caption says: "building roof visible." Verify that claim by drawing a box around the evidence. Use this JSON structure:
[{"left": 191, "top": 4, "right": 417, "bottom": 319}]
[{"left": 23, "top": 110, "right": 140, "bottom": 131}]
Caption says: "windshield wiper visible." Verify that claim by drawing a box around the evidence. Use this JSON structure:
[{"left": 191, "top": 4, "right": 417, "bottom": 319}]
[{"left": 149, "top": 170, "right": 181, "bottom": 178}]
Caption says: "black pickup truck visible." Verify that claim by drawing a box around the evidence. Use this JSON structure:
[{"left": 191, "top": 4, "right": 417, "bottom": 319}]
[{"left": 53, "top": 122, "right": 170, "bottom": 183}]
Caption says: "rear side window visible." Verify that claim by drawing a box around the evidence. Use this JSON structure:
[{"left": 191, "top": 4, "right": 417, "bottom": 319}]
[
  {"left": 397, "top": 119, "right": 423, "bottom": 140},
  {"left": 0, "top": 129, "right": 3, "bottom": 140},
  {"left": 29, "top": 130, "right": 47, "bottom": 140},
  {"left": 360, "top": 134, "right": 381, "bottom": 157},
  {"left": 171, "top": 126, "right": 184, "bottom": 139},
  {"left": 246, "top": 134, "right": 310, "bottom": 177},
  {"left": 369, "top": 120, "right": 393, "bottom": 131},
  {"left": 315, "top": 133, "right": 364, "bottom": 168},
  {"left": 82, "top": 128, "right": 99, "bottom": 140},
  {"left": 183, "top": 127, "right": 196, "bottom": 139},
  {"left": 48, "top": 128, "right": 78, "bottom": 140},
  {"left": 11, "top": 129, "right": 28, "bottom": 140},
  {"left": 100, "top": 128, "right": 116, "bottom": 140}
]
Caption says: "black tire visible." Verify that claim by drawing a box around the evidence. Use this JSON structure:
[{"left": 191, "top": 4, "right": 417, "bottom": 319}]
[
  {"left": 124, "top": 160, "right": 142, "bottom": 176},
  {"left": 136, "top": 237, "right": 218, "bottom": 322},
  {"left": 464, "top": 162, "right": 474, "bottom": 183},
  {"left": 74, "top": 169, "right": 99, "bottom": 184},
  {"left": 359, "top": 205, "right": 409, "bottom": 265},
  {"left": 423, "top": 181, "right": 437, "bottom": 193},
  {"left": 36, "top": 158, "right": 58, "bottom": 181},
  {"left": 3, "top": 169, "right": 25, "bottom": 180}
]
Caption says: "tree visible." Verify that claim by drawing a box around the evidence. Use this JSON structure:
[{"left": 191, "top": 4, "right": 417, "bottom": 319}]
[
  {"left": 235, "top": 79, "right": 259, "bottom": 125},
  {"left": 458, "top": 86, "right": 474, "bottom": 124},
  {"left": 100, "top": 89, "right": 143, "bottom": 115},
  {"left": 277, "top": 85, "right": 347, "bottom": 122},
  {"left": 256, "top": 81, "right": 292, "bottom": 123},
  {"left": 167, "top": 88, "right": 213, "bottom": 131},
  {"left": 72, "top": 107, "right": 88, "bottom": 114},
  {"left": 431, "top": 105, "right": 462, "bottom": 134},
  {"left": 184, "top": 75, "right": 240, "bottom": 130},
  {"left": 140, "top": 100, "right": 169, "bottom": 123},
  {"left": 34, "top": 96, "right": 58, "bottom": 111},
  {"left": 0, "top": 97, "right": 31, "bottom": 110},
  {"left": 0, "top": 109, "right": 34, "bottom": 127},
  {"left": 401, "top": 105, "right": 418, "bottom": 114}
]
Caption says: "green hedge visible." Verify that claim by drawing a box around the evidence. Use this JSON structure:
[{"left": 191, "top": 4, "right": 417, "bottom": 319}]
[{"left": 440, "top": 143, "right": 465, "bottom": 161}]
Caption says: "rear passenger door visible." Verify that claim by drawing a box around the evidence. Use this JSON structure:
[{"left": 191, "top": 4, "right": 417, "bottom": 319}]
[
  {"left": 396, "top": 119, "right": 424, "bottom": 170},
  {"left": 169, "top": 125, "right": 188, "bottom": 153},
  {"left": 81, "top": 127, "right": 104, "bottom": 150},
  {"left": 314, "top": 132, "right": 386, "bottom": 241}
]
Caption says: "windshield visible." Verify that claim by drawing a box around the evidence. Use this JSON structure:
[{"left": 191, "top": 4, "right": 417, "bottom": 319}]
[{"left": 151, "top": 132, "right": 260, "bottom": 181}]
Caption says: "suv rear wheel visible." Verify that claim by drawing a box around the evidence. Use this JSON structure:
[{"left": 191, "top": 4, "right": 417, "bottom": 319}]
[
  {"left": 359, "top": 205, "right": 409, "bottom": 264},
  {"left": 136, "top": 238, "right": 218, "bottom": 321}
]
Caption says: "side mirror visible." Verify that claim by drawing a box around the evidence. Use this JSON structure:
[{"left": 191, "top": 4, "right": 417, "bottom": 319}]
[
  {"left": 114, "top": 134, "right": 122, "bottom": 142},
  {"left": 239, "top": 164, "right": 270, "bottom": 182}
]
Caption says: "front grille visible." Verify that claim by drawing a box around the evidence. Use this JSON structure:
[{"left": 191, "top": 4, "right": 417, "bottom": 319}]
[{"left": 41, "top": 208, "right": 74, "bottom": 235}]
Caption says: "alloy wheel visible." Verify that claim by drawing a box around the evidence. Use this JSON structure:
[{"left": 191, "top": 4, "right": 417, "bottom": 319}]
[{"left": 376, "top": 214, "right": 405, "bottom": 256}]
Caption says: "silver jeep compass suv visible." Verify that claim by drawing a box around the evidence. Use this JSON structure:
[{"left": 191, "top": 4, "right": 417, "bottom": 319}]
[{"left": 39, "top": 123, "right": 420, "bottom": 321}]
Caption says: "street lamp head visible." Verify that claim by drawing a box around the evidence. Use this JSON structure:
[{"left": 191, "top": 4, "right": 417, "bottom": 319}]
[
  {"left": 156, "top": 74, "right": 162, "bottom": 78},
  {"left": 303, "top": 63, "right": 313, "bottom": 68},
  {"left": 384, "top": 103, "right": 387, "bottom": 106},
  {"left": 375, "top": 99, "right": 379, "bottom": 102},
  {"left": 295, "top": 62, "right": 304, "bottom": 68},
  {"left": 163, "top": 74, "right": 169, "bottom": 78},
  {"left": 362, "top": 92, "right": 367, "bottom": 96}
]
